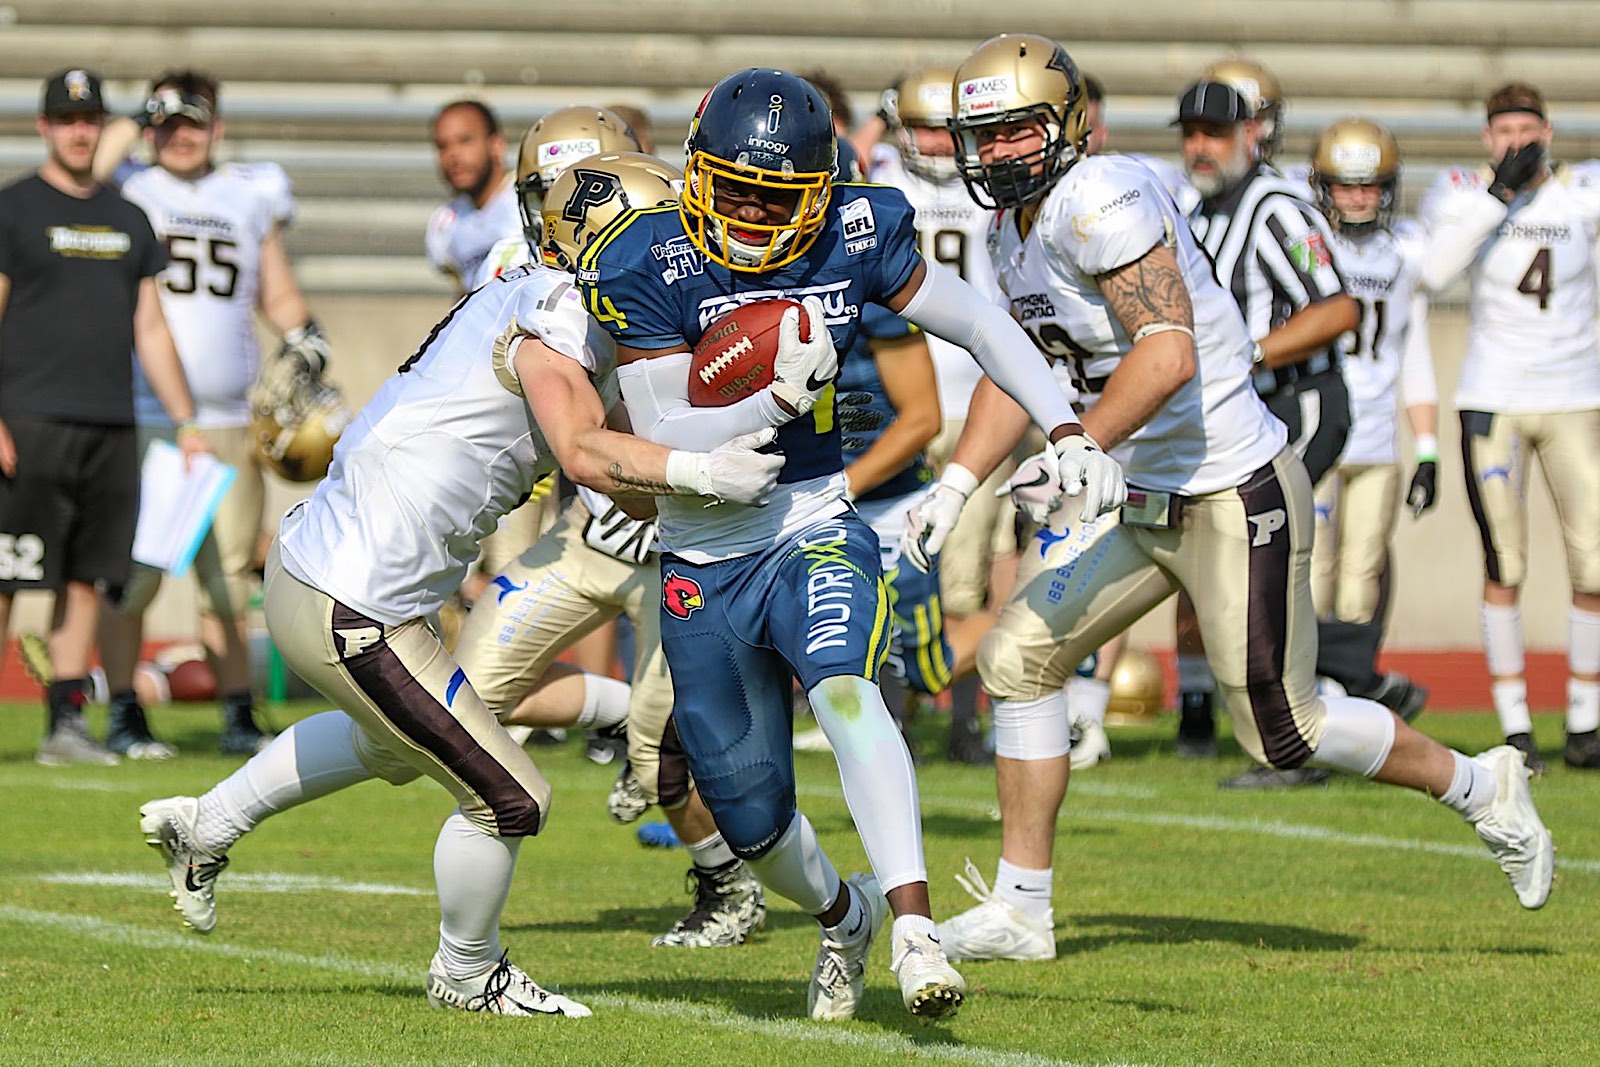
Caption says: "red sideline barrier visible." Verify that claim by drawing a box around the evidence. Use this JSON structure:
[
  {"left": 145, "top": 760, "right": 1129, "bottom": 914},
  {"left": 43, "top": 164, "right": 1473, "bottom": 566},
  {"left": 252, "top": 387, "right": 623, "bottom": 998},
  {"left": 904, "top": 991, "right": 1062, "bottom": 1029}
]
[{"left": 0, "top": 639, "right": 1576, "bottom": 711}]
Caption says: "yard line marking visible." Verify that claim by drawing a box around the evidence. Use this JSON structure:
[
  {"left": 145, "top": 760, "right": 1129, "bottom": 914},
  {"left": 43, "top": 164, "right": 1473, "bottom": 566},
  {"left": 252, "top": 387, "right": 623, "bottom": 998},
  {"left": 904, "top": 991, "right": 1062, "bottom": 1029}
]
[
  {"left": 796, "top": 784, "right": 1600, "bottom": 875},
  {"left": 32, "top": 871, "right": 429, "bottom": 896},
  {"left": 0, "top": 905, "right": 1156, "bottom": 1067},
  {"left": 0, "top": 773, "right": 139, "bottom": 792}
]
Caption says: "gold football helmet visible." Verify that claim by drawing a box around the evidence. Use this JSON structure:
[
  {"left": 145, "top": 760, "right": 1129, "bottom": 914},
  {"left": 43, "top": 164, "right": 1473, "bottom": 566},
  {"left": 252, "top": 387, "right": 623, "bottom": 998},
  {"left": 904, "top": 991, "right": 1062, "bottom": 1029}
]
[
  {"left": 540, "top": 151, "right": 680, "bottom": 272},
  {"left": 950, "top": 34, "right": 1090, "bottom": 209},
  {"left": 1310, "top": 117, "right": 1400, "bottom": 232},
  {"left": 882, "top": 66, "right": 959, "bottom": 182},
  {"left": 1105, "top": 648, "right": 1166, "bottom": 724},
  {"left": 248, "top": 354, "right": 351, "bottom": 483},
  {"left": 1204, "top": 57, "right": 1284, "bottom": 162},
  {"left": 514, "top": 106, "right": 640, "bottom": 250}
]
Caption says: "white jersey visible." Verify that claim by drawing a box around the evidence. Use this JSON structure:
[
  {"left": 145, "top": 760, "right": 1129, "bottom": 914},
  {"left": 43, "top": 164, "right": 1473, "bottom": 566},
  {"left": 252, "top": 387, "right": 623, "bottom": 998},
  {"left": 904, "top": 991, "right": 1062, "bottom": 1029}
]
[
  {"left": 868, "top": 150, "right": 1000, "bottom": 421},
  {"left": 425, "top": 177, "right": 519, "bottom": 286},
  {"left": 988, "top": 154, "right": 1286, "bottom": 495},
  {"left": 121, "top": 161, "right": 294, "bottom": 428},
  {"left": 473, "top": 234, "right": 533, "bottom": 289},
  {"left": 278, "top": 266, "right": 616, "bottom": 625},
  {"left": 1120, "top": 153, "right": 1202, "bottom": 219},
  {"left": 1420, "top": 161, "right": 1600, "bottom": 412},
  {"left": 1331, "top": 220, "right": 1437, "bottom": 465}
]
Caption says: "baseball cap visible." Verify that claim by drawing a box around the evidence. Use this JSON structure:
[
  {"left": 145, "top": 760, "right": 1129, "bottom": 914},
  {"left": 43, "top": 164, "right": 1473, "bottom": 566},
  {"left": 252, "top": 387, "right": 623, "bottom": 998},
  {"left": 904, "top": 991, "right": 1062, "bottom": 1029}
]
[
  {"left": 1171, "top": 81, "right": 1250, "bottom": 126},
  {"left": 41, "top": 68, "right": 107, "bottom": 117},
  {"left": 146, "top": 86, "right": 214, "bottom": 127}
]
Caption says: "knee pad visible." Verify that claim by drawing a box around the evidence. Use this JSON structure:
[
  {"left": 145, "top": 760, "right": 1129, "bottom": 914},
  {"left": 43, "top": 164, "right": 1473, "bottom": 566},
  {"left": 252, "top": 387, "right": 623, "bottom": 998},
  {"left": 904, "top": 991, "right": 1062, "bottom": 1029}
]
[
  {"left": 693, "top": 759, "right": 795, "bottom": 859},
  {"left": 992, "top": 692, "right": 1071, "bottom": 761},
  {"left": 1308, "top": 696, "right": 1395, "bottom": 778},
  {"left": 349, "top": 721, "right": 425, "bottom": 787},
  {"left": 977, "top": 623, "right": 1063, "bottom": 703}
]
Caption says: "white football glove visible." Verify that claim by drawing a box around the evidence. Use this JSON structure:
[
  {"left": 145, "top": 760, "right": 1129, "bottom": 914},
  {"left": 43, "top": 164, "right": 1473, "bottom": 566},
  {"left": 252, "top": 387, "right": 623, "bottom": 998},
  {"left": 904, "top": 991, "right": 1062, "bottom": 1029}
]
[
  {"left": 901, "top": 464, "right": 980, "bottom": 572},
  {"left": 665, "top": 427, "right": 784, "bottom": 506},
  {"left": 1053, "top": 433, "right": 1127, "bottom": 522},
  {"left": 997, "top": 447, "right": 1064, "bottom": 526},
  {"left": 769, "top": 296, "right": 837, "bottom": 417}
]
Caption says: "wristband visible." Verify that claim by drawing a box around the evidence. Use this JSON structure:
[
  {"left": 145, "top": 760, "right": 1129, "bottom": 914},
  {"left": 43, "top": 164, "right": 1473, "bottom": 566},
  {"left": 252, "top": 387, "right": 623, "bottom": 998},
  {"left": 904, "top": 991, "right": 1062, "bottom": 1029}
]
[
  {"left": 176, "top": 421, "right": 200, "bottom": 438},
  {"left": 1251, "top": 341, "right": 1266, "bottom": 366},
  {"left": 663, "top": 450, "right": 704, "bottom": 496},
  {"left": 1414, "top": 434, "right": 1439, "bottom": 463},
  {"left": 940, "top": 463, "right": 981, "bottom": 501}
]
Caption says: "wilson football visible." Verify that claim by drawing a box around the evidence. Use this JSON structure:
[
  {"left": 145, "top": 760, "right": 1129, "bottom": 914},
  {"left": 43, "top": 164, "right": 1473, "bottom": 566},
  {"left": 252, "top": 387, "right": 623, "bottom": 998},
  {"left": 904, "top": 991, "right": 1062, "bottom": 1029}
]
[{"left": 688, "top": 298, "right": 807, "bottom": 407}]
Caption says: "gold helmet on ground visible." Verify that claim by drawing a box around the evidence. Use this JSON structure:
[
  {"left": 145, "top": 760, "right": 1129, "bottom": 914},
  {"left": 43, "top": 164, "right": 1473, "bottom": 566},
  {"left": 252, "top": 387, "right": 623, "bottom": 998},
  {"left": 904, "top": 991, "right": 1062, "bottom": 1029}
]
[
  {"left": 248, "top": 354, "right": 351, "bottom": 483},
  {"left": 1105, "top": 648, "right": 1166, "bottom": 724},
  {"left": 882, "top": 66, "right": 959, "bottom": 182},
  {"left": 1309, "top": 117, "right": 1401, "bottom": 232},
  {"left": 514, "top": 106, "right": 640, "bottom": 250},
  {"left": 541, "top": 151, "right": 680, "bottom": 272},
  {"left": 1204, "top": 57, "right": 1284, "bottom": 162},
  {"left": 950, "top": 34, "right": 1090, "bottom": 210}
]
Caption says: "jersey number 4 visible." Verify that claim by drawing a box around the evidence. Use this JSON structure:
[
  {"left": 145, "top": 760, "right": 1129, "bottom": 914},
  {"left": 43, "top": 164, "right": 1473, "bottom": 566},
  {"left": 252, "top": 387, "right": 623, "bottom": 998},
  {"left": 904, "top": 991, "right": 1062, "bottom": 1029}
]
[
  {"left": 1517, "top": 246, "right": 1553, "bottom": 310},
  {"left": 164, "top": 235, "right": 240, "bottom": 299}
]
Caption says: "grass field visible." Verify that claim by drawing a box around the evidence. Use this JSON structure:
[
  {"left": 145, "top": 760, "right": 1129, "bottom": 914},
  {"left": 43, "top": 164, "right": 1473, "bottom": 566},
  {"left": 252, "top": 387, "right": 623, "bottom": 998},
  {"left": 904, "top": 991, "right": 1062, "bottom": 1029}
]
[{"left": 2, "top": 700, "right": 1595, "bottom": 1066}]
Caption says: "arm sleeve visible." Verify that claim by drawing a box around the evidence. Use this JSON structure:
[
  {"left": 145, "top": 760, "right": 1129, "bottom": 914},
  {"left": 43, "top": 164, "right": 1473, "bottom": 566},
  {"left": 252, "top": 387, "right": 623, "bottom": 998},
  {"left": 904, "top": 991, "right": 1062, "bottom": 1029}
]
[
  {"left": 896, "top": 256, "right": 1080, "bottom": 432},
  {"left": 617, "top": 353, "right": 791, "bottom": 449},
  {"left": 1253, "top": 195, "right": 1346, "bottom": 306},
  {"left": 1417, "top": 169, "right": 1506, "bottom": 292}
]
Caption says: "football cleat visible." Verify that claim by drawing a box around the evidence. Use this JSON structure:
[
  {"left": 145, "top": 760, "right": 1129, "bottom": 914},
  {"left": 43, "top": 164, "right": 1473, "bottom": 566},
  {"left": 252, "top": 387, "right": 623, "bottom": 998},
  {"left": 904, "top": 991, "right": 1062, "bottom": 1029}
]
[
  {"left": 935, "top": 859, "right": 1056, "bottom": 962},
  {"left": 652, "top": 862, "right": 766, "bottom": 948},
  {"left": 607, "top": 761, "right": 650, "bottom": 823},
  {"left": 890, "top": 928, "right": 966, "bottom": 1021},
  {"left": 1068, "top": 718, "right": 1111, "bottom": 770},
  {"left": 1218, "top": 765, "right": 1334, "bottom": 790},
  {"left": 36, "top": 716, "right": 119, "bottom": 767},
  {"left": 1564, "top": 729, "right": 1600, "bottom": 769},
  {"left": 427, "top": 951, "right": 591, "bottom": 1017},
  {"left": 1505, "top": 732, "right": 1547, "bottom": 776},
  {"left": 108, "top": 703, "right": 177, "bottom": 761},
  {"left": 809, "top": 873, "right": 888, "bottom": 1021},
  {"left": 1469, "top": 745, "right": 1555, "bottom": 909},
  {"left": 635, "top": 822, "right": 682, "bottom": 849},
  {"left": 139, "top": 796, "right": 229, "bottom": 933}
]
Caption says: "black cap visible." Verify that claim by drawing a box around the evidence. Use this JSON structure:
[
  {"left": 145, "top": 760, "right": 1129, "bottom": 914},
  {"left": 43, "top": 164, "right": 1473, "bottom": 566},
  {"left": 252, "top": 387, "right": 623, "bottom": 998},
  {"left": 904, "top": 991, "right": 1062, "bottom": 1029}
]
[
  {"left": 41, "top": 68, "right": 107, "bottom": 117},
  {"left": 1171, "top": 81, "right": 1249, "bottom": 126}
]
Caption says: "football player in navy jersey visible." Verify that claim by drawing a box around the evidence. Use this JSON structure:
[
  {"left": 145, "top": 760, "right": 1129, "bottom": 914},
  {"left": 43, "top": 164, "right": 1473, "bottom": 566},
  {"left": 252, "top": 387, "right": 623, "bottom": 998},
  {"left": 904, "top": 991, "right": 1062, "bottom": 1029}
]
[{"left": 579, "top": 68, "right": 1125, "bottom": 1022}]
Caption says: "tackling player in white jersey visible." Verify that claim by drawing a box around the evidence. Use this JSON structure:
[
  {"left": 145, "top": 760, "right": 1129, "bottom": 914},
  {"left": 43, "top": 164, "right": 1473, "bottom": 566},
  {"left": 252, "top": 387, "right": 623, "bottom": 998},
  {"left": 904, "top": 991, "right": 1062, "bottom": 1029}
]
[
  {"left": 134, "top": 211, "right": 783, "bottom": 1017},
  {"left": 94, "top": 70, "right": 326, "bottom": 759},
  {"left": 905, "top": 34, "right": 1554, "bottom": 963},
  {"left": 1420, "top": 81, "right": 1600, "bottom": 772},
  {"left": 1307, "top": 119, "right": 1442, "bottom": 710}
]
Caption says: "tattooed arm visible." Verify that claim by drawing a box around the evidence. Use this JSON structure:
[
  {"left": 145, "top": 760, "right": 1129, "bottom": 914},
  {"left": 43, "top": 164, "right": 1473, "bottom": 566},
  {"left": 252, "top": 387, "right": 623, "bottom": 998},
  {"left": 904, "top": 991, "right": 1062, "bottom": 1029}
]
[
  {"left": 1078, "top": 242, "right": 1198, "bottom": 451},
  {"left": 517, "top": 336, "right": 782, "bottom": 505}
]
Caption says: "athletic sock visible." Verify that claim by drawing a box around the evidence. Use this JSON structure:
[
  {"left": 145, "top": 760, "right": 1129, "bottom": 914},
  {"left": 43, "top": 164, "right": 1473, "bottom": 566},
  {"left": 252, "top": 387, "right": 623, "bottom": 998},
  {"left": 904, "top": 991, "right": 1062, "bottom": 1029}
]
[
  {"left": 1567, "top": 679, "right": 1600, "bottom": 735},
  {"left": 1438, "top": 750, "right": 1495, "bottom": 822},
  {"left": 46, "top": 679, "right": 88, "bottom": 733},
  {"left": 433, "top": 809, "right": 521, "bottom": 980},
  {"left": 1491, "top": 679, "right": 1533, "bottom": 738},
  {"left": 685, "top": 830, "right": 737, "bottom": 872},
  {"left": 573, "top": 674, "right": 630, "bottom": 730},
  {"left": 996, "top": 857, "right": 1053, "bottom": 922},
  {"left": 891, "top": 913, "right": 936, "bottom": 945},
  {"left": 823, "top": 879, "right": 869, "bottom": 945}
]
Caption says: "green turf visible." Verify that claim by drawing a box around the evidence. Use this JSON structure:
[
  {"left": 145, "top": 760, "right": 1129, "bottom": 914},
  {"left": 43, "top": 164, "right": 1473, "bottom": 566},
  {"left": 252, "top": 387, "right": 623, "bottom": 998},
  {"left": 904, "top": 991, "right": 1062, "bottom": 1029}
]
[{"left": 0, "top": 701, "right": 1592, "bottom": 1066}]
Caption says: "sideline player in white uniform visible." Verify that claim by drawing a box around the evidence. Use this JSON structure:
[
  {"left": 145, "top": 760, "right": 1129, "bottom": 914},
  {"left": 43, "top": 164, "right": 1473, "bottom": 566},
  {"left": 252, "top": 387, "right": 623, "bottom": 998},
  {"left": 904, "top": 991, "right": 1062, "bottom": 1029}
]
[
  {"left": 426, "top": 99, "right": 519, "bottom": 292},
  {"left": 1308, "top": 119, "right": 1442, "bottom": 702},
  {"left": 96, "top": 70, "right": 321, "bottom": 759},
  {"left": 905, "top": 35, "right": 1555, "bottom": 962},
  {"left": 1420, "top": 81, "right": 1600, "bottom": 773},
  {"left": 872, "top": 67, "right": 1015, "bottom": 761},
  {"left": 134, "top": 218, "right": 783, "bottom": 1016}
]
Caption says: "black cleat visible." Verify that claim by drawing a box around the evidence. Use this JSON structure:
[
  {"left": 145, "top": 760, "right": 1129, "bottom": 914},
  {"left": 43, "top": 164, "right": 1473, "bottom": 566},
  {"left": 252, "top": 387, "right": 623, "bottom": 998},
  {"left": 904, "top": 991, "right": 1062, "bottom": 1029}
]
[
  {"left": 1564, "top": 729, "right": 1600, "bottom": 769},
  {"left": 1364, "top": 672, "right": 1428, "bottom": 723},
  {"left": 1218, "top": 765, "right": 1334, "bottom": 791},
  {"left": 1505, "top": 732, "right": 1547, "bottom": 775},
  {"left": 1176, "top": 690, "right": 1217, "bottom": 758}
]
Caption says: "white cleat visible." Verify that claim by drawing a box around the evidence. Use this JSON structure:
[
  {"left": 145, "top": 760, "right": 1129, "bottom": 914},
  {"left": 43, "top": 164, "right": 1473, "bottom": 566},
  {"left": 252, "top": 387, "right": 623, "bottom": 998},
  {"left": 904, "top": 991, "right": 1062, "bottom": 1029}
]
[
  {"left": 890, "top": 928, "right": 966, "bottom": 1021},
  {"left": 935, "top": 859, "right": 1056, "bottom": 962},
  {"left": 427, "top": 951, "right": 591, "bottom": 1017},
  {"left": 808, "top": 873, "right": 888, "bottom": 1021},
  {"left": 1469, "top": 745, "right": 1555, "bottom": 909},
  {"left": 1069, "top": 718, "right": 1111, "bottom": 770},
  {"left": 139, "top": 796, "right": 229, "bottom": 934}
]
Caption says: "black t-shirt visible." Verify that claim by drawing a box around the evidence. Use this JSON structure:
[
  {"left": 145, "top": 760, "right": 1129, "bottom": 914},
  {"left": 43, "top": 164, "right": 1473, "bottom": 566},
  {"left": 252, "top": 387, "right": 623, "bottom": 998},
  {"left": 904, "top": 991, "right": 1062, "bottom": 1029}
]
[{"left": 0, "top": 173, "right": 166, "bottom": 424}]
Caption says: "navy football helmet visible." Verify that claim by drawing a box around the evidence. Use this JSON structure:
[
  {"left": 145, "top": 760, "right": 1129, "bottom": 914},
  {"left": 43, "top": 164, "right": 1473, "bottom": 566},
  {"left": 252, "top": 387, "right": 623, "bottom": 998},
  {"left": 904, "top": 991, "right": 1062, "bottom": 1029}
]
[{"left": 680, "top": 69, "right": 836, "bottom": 272}]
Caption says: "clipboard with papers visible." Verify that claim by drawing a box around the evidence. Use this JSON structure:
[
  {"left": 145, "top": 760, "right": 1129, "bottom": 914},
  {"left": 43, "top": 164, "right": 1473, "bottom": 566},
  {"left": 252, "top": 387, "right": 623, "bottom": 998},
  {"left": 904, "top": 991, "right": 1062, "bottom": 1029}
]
[{"left": 130, "top": 438, "right": 236, "bottom": 577}]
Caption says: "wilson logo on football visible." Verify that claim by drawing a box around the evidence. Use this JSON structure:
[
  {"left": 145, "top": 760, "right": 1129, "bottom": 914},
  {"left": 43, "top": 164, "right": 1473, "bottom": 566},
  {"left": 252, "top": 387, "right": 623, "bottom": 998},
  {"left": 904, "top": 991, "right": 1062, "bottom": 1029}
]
[{"left": 662, "top": 571, "right": 706, "bottom": 620}]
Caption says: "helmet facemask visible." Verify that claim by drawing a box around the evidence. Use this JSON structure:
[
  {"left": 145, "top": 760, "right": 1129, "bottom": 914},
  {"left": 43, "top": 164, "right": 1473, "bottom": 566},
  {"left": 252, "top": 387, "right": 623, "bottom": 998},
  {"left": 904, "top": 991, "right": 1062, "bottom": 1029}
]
[
  {"left": 681, "top": 152, "right": 831, "bottom": 272},
  {"left": 882, "top": 76, "right": 960, "bottom": 183},
  {"left": 952, "top": 105, "right": 1078, "bottom": 210}
]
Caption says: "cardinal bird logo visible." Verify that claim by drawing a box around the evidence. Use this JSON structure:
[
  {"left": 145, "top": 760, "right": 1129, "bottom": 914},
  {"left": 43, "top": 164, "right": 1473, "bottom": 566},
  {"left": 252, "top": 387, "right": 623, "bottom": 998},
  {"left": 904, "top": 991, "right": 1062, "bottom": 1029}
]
[{"left": 662, "top": 571, "right": 706, "bottom": 620}]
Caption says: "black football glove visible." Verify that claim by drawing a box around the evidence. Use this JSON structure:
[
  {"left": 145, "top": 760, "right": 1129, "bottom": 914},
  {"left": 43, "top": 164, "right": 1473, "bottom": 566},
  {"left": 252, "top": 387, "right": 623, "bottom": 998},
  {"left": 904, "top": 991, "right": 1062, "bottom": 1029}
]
[
  {"left": 1489, "top": 142, "right": 1544, "bottom": 203},
  {"left": 279, "top": 320, "right": 331, "bottom": 376},
  {"left": 1407, "top": 459, "right": 1438, "bottom": 517}
]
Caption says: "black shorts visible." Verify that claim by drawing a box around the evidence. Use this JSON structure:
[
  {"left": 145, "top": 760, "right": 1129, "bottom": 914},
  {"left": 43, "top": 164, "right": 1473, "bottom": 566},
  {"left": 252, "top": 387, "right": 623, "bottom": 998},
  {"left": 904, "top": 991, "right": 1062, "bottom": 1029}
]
[
  {"left": 0, "top": 418, "right": 137, "bottom": 592},
  {"left": 1265, "top": 369, "right": 1351, "bottom": 487}
]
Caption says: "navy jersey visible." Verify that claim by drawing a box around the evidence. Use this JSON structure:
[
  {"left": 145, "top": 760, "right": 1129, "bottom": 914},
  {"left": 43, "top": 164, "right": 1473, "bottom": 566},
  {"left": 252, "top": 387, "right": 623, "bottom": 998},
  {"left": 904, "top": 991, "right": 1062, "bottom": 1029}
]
[
  {"left": 578, "top": 183, "right": 922, "bottom": 487},
  {"left": 836, "top": 303, "right": 932, "bottom": 502}
]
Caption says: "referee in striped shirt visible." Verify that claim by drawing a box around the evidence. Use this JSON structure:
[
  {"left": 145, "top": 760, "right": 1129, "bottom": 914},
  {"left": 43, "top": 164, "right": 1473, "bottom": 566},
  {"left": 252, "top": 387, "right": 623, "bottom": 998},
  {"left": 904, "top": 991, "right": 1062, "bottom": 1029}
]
[{"left": 1174, "top": 81, "right": 1362, "bottom": 787}]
